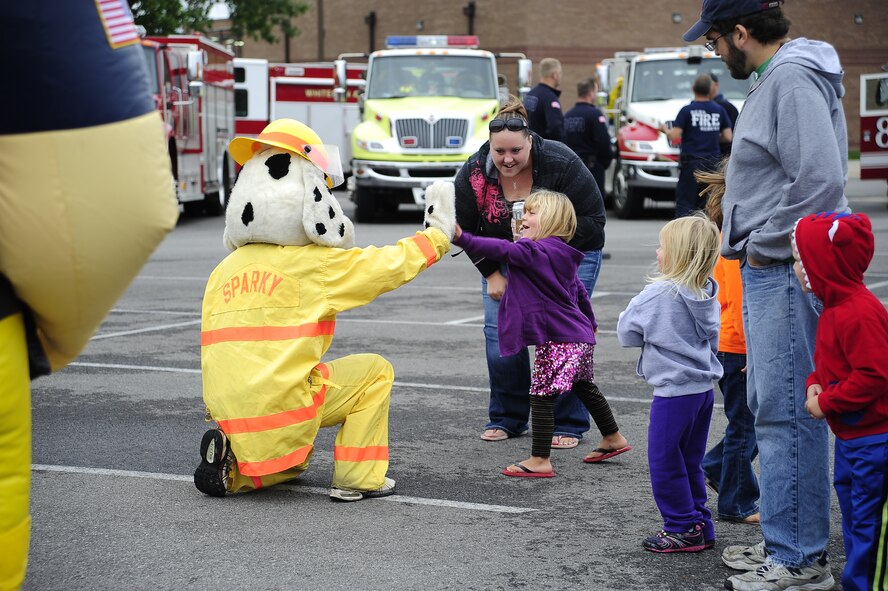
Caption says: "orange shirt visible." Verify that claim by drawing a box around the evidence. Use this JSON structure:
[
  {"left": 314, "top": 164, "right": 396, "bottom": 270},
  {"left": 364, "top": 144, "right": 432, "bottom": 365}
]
[{"left": 714, "top": 256, "right": 746, "bottom": 354}]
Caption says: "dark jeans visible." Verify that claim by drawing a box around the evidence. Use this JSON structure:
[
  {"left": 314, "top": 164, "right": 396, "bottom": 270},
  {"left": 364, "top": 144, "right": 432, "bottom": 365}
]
[
  {"left": 675, "top": 156, "right": 717, "bottom": 218},
  {"left": 702, "top": 352, "right": 760, "bottom": 519}
]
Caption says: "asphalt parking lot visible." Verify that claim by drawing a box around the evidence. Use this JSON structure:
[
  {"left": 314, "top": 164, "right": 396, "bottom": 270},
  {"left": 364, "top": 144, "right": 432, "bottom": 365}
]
[{"left": 24, "top": 166, "right": 887, "bottom": 590}]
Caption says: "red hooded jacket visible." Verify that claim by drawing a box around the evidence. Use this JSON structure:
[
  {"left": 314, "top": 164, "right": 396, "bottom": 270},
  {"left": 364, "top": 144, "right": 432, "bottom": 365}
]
[{"left": 794, "top": 212, "right": 888, "bottom": 440}]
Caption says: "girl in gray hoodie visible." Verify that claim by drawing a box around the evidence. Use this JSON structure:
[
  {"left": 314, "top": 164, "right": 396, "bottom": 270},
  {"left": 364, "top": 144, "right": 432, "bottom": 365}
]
[{"left": 617, "top": 213, "right": 722, "bottom": 553}]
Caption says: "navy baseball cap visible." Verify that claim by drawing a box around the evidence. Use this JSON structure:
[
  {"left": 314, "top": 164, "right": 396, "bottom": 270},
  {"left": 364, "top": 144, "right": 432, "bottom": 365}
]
[{"left": 683, "top": 0, "right": 784, "bottom": 42}]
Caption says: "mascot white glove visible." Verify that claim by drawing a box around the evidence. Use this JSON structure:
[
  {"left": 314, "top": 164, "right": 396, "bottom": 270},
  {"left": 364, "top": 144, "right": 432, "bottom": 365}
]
[{"left": 422, "top": 181, "right": 456, "bottom": 240}]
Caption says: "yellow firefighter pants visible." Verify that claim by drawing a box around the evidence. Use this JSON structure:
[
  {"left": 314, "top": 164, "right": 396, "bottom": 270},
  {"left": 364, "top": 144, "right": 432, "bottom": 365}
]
[
  {"left": 228, "top": 353, "right": 394, "bottom": 493},
  {"left": 0, "top": 313, "right": 31, "bottom": 591}
]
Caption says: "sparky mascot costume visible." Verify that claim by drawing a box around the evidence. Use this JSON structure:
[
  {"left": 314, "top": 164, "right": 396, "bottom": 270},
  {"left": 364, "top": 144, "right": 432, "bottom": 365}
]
[
  {"left": 0, "top": 2, "right": 179, "bottom": 589},
  {"left": 194, "top": 119, "right": 455, "bottom": 501}
]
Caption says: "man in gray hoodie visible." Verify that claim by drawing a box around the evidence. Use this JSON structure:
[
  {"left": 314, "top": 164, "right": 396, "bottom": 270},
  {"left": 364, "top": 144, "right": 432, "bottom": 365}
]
[{"left": 683, "top": 1, "right": 849, "bottom": 590}]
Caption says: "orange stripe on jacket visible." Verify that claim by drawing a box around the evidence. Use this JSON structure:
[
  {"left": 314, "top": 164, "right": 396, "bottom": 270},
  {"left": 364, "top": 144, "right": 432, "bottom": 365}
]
[
  {"left": 201, "top": 320, "right": 335, "bottom": 346},
  {"left": 237, "top": 444, "right": 314, "bottom": 476},
  {"left": 412, "top": 233, "right": 438, "bottom": 268},
  {"left": 334, "top": 445, "right": 389, "bottom": 462}
]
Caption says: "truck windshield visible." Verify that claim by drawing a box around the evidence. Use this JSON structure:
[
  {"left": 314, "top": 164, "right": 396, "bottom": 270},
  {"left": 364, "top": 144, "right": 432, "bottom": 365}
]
[
  {"left": 366, "top": 55, "right": 497, "bottom": 99},
  {"left": 632, "top": 57, "right": 751, "bottom": 102}
]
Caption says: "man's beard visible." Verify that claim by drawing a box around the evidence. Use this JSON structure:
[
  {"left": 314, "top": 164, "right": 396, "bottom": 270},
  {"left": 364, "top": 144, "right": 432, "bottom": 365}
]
[{"left": 723, "top": 38, "right": 753, "bottom": 80}]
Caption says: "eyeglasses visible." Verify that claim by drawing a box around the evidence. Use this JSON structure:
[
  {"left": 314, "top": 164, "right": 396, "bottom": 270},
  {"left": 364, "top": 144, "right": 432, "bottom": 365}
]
[
  {"left": 489, "top": 117, "right": 528, "bottom": 133},
  {"left": 704, "top": 32, "right": 728, "bottom": 52}
]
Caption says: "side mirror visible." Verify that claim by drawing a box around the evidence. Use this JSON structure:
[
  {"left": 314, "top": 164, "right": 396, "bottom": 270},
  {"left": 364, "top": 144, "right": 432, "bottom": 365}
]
[
  {"left": 187, "top": 50, "right": 206, "bottom": 81},
  {"left": 596, "top": 90, "right": 608, "bottom": 108},
  {"left": 333, "top": 59, "right": 348, "bottom": 103},
  {"left": 687, "top": 45, "right": 704, "bottom": 65},
  {"left": 517, "top": 58, "right": 532, "bottom": 98}
]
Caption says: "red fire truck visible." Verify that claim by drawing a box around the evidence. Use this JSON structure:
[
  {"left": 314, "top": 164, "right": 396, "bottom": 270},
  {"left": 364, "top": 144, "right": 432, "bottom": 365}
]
[
  {"left": 860, "top": 71, "right": 888, "bottom": 197},
  {"left": 233, "top": 58, "right": 366, "bottom": 180},
  {"left": 141, "top": 34, "right": 237, "bottom": 215}
]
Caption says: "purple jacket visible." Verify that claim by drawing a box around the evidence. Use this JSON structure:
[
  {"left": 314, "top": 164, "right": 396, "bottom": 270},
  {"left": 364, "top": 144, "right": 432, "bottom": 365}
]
[{"left": 454, "top": 231, "right": 597, "bottom": 356}]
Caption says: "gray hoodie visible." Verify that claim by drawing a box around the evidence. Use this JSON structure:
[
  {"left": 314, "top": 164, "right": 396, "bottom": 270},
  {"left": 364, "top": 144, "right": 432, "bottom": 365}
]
[
  {"left": 721, "top": 38, "right": 850, "bottom": 262},
  {"left": 617, "top": 279, "right": 723, "bottom": 397}
]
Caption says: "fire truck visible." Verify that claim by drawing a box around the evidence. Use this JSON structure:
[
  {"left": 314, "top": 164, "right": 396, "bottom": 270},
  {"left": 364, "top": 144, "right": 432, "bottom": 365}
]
[
  {"left": 232, "top": 58, "right": 366, "bottom": 173},
  {"left": 141, "top": 34, "right": 237, "bottom": 216},
  {"left": 859, "top": 70, "right": 888, "bottom": 197},
  {"left": 598, "top": 46, "right": 749, "bottom": 218},
  {"left": 333, "top": 35, "right": 532, "bottom": 222}
]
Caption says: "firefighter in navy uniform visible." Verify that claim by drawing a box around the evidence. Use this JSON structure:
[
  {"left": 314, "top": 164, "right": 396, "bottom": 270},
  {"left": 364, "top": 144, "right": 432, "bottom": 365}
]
[
  {"left": 0, "top": 2, "right": 178, "bottom": 588},
  {"left": 524, "top": 58, "right": 565, "bottom": 141},
  {"left": 564, "top": 77, "right": 614, "bottom": 197}
]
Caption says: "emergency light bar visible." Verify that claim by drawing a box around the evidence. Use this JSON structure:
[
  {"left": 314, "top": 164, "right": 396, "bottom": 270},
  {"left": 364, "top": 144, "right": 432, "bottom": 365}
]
[{"left": 385, "top": 35, "right": 480, "bottom": 49}]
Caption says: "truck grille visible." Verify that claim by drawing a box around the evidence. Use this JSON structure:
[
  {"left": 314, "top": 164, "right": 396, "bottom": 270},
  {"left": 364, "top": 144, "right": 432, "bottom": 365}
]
[{"left": 395, "top": 118, "right": 468, "bottom": 149}]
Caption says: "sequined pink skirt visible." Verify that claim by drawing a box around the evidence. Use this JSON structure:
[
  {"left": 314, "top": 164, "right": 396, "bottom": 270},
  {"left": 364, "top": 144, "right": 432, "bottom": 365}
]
[{"left": 530, "top": 341, "right": 595, "bottom": 396}]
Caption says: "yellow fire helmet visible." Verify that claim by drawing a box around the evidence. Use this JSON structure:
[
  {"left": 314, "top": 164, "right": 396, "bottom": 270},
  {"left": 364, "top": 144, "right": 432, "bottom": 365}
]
[{"left": 229, "top": 118, "right": 345, "bottom": 189}]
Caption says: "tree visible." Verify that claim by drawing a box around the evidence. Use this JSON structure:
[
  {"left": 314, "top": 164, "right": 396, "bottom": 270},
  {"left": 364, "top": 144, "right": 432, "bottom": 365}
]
[{"left": 130, "top": 0, "right": 309, "bottom": 44}]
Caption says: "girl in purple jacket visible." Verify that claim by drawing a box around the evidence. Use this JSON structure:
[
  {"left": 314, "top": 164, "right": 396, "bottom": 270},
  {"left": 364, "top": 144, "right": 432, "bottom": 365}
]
[{"left": 453, "top": 190, "right": 630, "bottom": 477}]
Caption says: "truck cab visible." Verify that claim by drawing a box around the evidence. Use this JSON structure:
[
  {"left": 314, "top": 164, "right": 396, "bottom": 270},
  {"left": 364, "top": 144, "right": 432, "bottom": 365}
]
[
  {"left": 334, "top": 35, "right": 531, "bottom": 222},
  {"left": 600, "top": 47, "right": 750, "bottom": 218}
]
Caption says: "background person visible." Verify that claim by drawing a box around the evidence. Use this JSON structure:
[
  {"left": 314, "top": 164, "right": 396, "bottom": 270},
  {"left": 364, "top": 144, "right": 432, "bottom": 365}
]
[
  {"left": 698, "top": 165, "right": 761, "bottom": 526},
  {"left": 708, "top": 72, "right": 739, "bottom": 156},
  {"left": 523, "top": 58, "right": 565, "bottom": 142},
  {"left": 453, "top": 96, "right": 607, "bottom": 452},
  {"left": 659, "top": 74, "right": 732, "bottom": 218},
  {"left": 617, "top": 214, "right": 722, "bottom": 553},
  {"left": 564, "top": 77, "right": 614, "bottom": 198},
  {"left": 453, "top": 190, "right": 629, "bottom": 478},
  {"left": 684, "top": 0, "right": 851, "bottom": 589}
]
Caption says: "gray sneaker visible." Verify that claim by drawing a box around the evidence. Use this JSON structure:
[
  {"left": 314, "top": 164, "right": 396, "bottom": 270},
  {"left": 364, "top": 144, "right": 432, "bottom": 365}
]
[
  {"left": 330, "top": 477, "right": 396, "bottom": 502},
  {"left": 725, "top": 555, "right": 835, "bottom": 591},
  {"left": 722, "top": 540, "right": 767, "bottom": 570}
]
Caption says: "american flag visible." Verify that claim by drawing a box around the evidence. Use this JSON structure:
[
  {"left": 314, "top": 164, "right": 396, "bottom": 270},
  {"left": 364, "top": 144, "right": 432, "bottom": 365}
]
[{"left": 95, "top": 0, "right": 140, "bottom": 49}]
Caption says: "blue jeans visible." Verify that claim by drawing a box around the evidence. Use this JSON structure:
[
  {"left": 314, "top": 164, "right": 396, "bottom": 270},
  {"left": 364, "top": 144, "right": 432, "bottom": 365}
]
[
  {"left": 481, "top": 250, "right": 602, "bottom": 438},
  {"left": 741, "top": 260, "right": 830, "bottom": 567},
  {"left": 702, "top": 352, "right": 760, "bottom": 520}
]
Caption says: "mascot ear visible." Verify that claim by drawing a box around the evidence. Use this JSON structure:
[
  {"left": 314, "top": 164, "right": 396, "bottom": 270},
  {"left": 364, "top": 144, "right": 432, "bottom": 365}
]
[
  {"left": 301, "top": 163, "right": 355, "bottom": 249},
  {"left": 423, "top": 181, "right": 456, "bottom": 240}
]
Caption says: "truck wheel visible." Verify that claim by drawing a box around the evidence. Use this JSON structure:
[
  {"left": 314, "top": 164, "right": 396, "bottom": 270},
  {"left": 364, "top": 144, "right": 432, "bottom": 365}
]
[
  {"left": 612, "top": 162, "right": 644, "bottom": 219},
  {"left": 354, "top": 187, "right": 378, "bottom": 223}
]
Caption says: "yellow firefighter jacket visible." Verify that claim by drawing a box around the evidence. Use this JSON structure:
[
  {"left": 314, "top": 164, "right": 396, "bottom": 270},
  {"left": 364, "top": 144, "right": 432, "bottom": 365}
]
[{"left": 201, "top": 228, "right": 450, "bottom": 477}]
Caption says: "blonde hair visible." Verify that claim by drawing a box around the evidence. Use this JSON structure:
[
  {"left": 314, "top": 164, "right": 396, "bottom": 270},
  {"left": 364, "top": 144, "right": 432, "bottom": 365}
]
[
  {"left": 651, "top": 213, "right": 720, "bottom": 298},
  {"left": 695, "top": 157, "right": 729, "bottom": 229},
  {"left": 523, "top": 190, "right": 576, "bottom": 242}
]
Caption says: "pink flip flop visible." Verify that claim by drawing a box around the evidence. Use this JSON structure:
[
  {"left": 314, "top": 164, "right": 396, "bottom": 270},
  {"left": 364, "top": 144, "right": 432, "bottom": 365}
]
[
  {"left": 583, "top": 445, "right": 633, "bottom": 463},
  {"left": 501, "top": 462, "right": 555, "bottom": 478}
]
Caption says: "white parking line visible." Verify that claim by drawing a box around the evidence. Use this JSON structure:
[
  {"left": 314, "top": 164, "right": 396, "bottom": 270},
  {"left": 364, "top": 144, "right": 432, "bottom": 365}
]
[
  {"left": 31, "top": 464, "right": 535, "bottom": 514},
  {"left": 91, "top": 319, "right": 202, "bottom": 340}
]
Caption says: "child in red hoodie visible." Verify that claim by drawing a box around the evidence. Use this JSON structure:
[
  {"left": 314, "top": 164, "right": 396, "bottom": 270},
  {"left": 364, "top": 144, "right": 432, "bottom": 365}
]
[{"left": 792, "top": 211, "right": 888, "bottom": 591}]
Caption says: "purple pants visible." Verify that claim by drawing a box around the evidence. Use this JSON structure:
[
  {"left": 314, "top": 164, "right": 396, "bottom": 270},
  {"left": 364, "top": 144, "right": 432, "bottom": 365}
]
[{"left": 648, "top": 390, "right": 715, "bottom": 540}]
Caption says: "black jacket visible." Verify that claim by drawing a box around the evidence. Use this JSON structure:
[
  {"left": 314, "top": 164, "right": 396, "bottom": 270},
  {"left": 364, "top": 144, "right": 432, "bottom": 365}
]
[
  {"left": 454, "top": 131, "right": 606, "bottom": 278},
  {"left": 524, "top": 83, "right": 564, "bottom": 142}
]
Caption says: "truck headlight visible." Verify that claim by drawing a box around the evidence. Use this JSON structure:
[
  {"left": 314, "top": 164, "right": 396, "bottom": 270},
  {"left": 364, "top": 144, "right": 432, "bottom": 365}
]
[
  {"left": 624, "top": 140, "right": 656, "bottom": 153},
  {"left": 356, "top": 139, "right": 386, "bottom": 151}
]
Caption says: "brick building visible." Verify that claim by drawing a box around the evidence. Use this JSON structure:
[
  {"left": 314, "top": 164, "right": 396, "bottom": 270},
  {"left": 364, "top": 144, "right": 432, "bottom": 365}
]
[{"left": 214, "top": 0, "right": 888, "bottom": 151}]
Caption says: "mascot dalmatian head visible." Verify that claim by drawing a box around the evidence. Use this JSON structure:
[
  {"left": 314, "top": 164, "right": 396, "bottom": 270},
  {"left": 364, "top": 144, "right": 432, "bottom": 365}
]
[{"left": 225, "top": 119, "right": 356, "bottom": 251}]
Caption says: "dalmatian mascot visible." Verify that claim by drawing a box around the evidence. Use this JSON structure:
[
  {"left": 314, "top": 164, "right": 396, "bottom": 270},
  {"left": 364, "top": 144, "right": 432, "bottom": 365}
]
[{"left": 194, "top": 119, "right": 455, "bottom": 501}]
